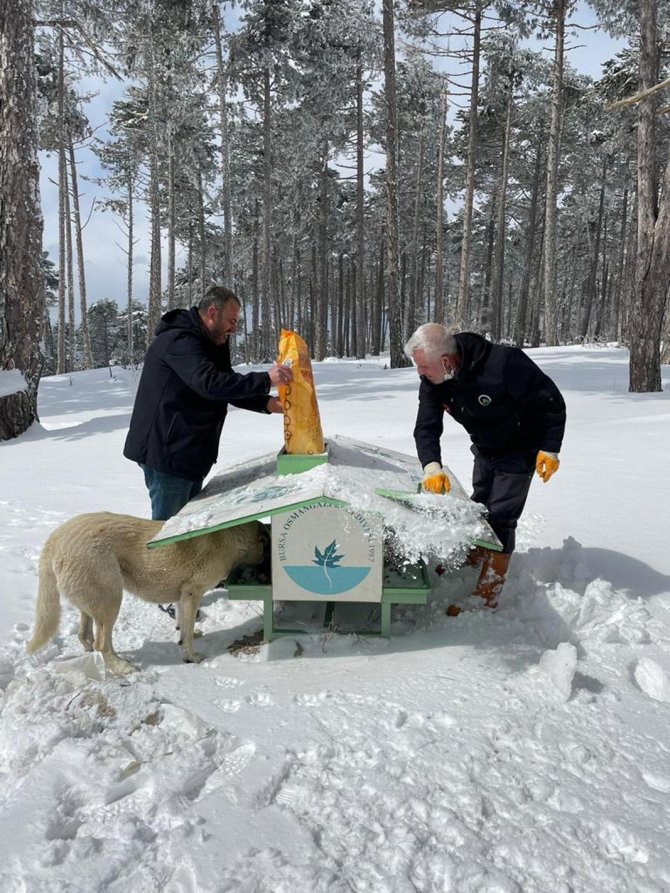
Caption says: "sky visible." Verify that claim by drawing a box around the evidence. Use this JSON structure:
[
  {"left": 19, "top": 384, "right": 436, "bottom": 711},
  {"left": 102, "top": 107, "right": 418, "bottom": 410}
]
[
  {"left": 38, "top": 2, "right": 627, "bottom": 314},
  {"left": 1, "top": 344, "right": 669, "bottom": 891}
]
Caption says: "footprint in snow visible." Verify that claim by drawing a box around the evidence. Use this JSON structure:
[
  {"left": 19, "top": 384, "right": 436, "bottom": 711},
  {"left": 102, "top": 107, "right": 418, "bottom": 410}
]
[
  {"left": 213, "top": 676, "right": 244, "bottom": 689},
  {"left": 190, "top": 743, "right": 257, "bottom": 804},
  {"left": 214, "top": 698, "right": 243, "bottom": 713},
  {"left": 293, "top": 691, "right": 332, "bottom": 706},
  {"left": 246, "top": 692, "right": 274, "bottom": 706},
  {"left": 641, "top": 771, "right": 670, "bottom": 793}
]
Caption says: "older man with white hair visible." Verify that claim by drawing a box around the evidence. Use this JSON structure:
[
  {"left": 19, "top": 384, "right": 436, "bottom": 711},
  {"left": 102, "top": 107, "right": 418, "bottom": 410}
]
[{"left": 405, "top": 323, "right": 566, "bottom": 615}]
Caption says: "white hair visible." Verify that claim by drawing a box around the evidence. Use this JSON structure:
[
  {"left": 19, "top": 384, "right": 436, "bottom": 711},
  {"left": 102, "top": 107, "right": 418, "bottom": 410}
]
[{"left": 404, "top": 324, "right": 457, "bottom": 360}]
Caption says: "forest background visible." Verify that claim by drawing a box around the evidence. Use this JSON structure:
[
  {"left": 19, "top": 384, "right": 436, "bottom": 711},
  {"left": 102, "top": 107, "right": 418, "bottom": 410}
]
[{"left": 1, "top": 0, "right": 670, "bottom": 440}]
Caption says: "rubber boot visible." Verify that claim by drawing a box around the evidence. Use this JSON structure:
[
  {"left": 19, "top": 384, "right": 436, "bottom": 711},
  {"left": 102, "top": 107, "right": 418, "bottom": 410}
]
[
  {"left": 436, "top": 545, "right": 487, "bottom": 577},
  {"left": 447, "top": 551, "right": 511, "bottom": 616},
  {"left": 463, "top": 545, "right": 488, "bottom": 568}
]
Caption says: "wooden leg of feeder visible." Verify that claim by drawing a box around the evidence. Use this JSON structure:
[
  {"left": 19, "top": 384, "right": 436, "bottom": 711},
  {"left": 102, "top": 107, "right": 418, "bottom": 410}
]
[
  {"left": 264, "top": 594, "right": 275, "bottom": 642},
  {"left": 381, "top": 602, "right": 391, "bottom": 638}
]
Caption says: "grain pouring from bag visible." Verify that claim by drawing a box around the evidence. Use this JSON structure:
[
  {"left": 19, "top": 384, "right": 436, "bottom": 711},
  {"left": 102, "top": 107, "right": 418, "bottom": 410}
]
[{"left": 277, "top": 329, "right": 325, "bottom": 454}]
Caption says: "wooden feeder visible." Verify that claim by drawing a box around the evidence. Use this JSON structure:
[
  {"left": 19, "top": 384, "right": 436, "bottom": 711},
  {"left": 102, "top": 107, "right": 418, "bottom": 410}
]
[{"left": 149, "top": 436, "right": 501, "bottom": 640}]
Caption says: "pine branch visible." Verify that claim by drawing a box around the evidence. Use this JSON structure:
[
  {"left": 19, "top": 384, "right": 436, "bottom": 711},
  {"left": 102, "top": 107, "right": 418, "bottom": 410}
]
[{"left": 607, "top": 75, "right": 670, "bottom": 111}]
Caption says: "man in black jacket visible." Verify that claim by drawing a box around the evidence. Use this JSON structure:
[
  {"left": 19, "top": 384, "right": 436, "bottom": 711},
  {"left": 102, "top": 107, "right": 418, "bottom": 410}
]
[
  {"left": 124, "top": 285, "right": 292, "bottom": 521},
  {"left": 404, "top": 323, "right": 566, "bottom": 615}
]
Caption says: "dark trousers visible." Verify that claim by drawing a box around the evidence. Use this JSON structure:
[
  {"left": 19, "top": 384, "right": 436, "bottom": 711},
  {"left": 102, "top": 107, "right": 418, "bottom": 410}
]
[
  {"left": 471, "top": 448, "right": 535, "bottom": 554},
  {"left": 140, "top": 464, "right": 203, "bottom": 521}
]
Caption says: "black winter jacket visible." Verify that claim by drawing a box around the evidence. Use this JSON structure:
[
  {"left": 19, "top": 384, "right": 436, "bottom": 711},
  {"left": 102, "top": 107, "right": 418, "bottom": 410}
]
[
  {"left": 124, "top": 307, "right": 271, "bottom": 480},
  {"left": 414, "top": 332, "right": 566, "bottom": 468}
]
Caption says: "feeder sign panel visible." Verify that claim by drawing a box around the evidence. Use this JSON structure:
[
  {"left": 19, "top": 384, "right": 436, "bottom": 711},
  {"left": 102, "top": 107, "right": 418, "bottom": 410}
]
[{"left": 272, "top": 503, "right": 383, "bottom": 602}]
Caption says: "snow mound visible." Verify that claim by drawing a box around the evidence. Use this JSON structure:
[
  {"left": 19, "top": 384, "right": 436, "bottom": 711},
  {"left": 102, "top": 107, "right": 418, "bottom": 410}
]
[
  {"left": 538, "top": 642, "right": 578, "bottom": 702},
  {"left": 633, "top": 657, "right": 670, "bottom": 702}
]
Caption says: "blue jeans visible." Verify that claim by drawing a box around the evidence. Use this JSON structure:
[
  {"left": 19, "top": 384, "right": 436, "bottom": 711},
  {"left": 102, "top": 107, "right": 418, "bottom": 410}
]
[{"left": 140, "top": 464, "right": 203, "bottom": 521}]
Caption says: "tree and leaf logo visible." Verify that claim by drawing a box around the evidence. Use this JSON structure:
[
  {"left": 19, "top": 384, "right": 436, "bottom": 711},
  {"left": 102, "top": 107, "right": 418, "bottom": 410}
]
[
  {"left": 284, "top": 535, "right": 370, "bottom": 595},
  {"left": 313, "top": 539, "right": 344, "bottom": 588}
]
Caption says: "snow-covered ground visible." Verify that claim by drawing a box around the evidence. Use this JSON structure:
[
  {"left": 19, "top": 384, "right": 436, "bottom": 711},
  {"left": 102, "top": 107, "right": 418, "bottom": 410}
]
[{"left": 1, "top": 345, "right": 669, "bottom": 892}]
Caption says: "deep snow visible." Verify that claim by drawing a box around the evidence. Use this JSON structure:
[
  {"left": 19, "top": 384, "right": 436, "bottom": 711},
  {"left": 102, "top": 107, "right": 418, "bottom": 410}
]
[{"left": 1, "top": 345, "right": 669, "bottom": 892}]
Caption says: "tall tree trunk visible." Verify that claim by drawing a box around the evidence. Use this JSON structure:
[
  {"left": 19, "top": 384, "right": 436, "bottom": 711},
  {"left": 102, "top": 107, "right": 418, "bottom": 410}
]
[
  {"left": 262, "top": 66, "right": 273, "bottom": 360},
  {"left": 434, "top": 88, "right": 448, "bottom": 324},
  {"left": 290, "top": 235, "right": 300, "bottom": 331},
  {"left": 612, "top": 186, "right": 628, "bottom": 342},
  {"left": 371, "top": 235, "right": 384, "bottom": 356},
  {"left": 336, "top": 252, "right": 344, "bottom": 357},
  {"left": 580, "top": 161, "right": 606, "bottom": 339},
  {"left": 356, "top": 61, "right": 366, "bottom": 359},
  {"left": 542, "top": 0, "right": 566, "bottom": 346},
  {"left": 407, "top": 130, "right": 424, "bottom": 337},
  {"left": 146, "top": 44, "right": 162, "bottom": 345},
  {"left": 315, "top": 143, "right": 328, "bottom": 360},
  {"left": 514, "top": 140, "right": 543, "bottom": 347},
  {"left": 382, "top": 0, "right": 406, "bottom": 367},
  {"left": 57, "top": 23, "right": 66, "bottom": 373},
  {"left": 455, "top": 0, "right": 482, "bottom": 327},
  {"left": 147, "top": 146, "right": 162, "bottom": 344},
  {"left": 68, "top": 142, "right": 93, "bottom": 368},
  {"left": 212, "top": 1, "right": 233, "bottom": 280},
  {"left": 480, "top": 202, "right": 495, "bottom": 333},
  {"left": 620, "top": 196, "right": 638, "bottom": 343},
  {"left": 64, "top": 156, "right": 76, "bottom": 369},
  {"left": 252, "top": 203, "right": 260, "bottom": 361},
  {"left": 167, "top": 132, "right": 176, "bottom": 310},
  {"left": 629, "top": 0, "right": 670, "bottom": 390},
  {"left": 126, "top": 177, "right": 134, "bottom": 359},
  {"left": 198, "top": 169, "right": 206, "bottom": 300},
  {"left": 0, "top": 0, "right": 44, "bottom": 439},
  {"left": 489, "top": 85, "right": 513, "bottom": 343}
]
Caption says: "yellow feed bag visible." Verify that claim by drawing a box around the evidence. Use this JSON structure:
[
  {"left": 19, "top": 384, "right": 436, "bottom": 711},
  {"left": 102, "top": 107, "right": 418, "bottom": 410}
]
[{"left": 277, "top": 329, "right": 325, "bottom": 455}]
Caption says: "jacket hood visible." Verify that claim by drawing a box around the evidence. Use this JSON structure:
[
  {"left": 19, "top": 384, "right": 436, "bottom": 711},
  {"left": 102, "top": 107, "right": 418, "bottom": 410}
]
[
  {"left": 155, "top": 306, "right": 202, "bottom": 338},
  {"left": 453, "top": 332, "right": 492, "bottom": 380}
]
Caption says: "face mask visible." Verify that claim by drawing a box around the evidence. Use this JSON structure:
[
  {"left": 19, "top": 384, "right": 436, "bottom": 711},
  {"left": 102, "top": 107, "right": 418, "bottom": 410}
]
[{"left": 441, "top": 358, "right": 455, "bottom": 382}]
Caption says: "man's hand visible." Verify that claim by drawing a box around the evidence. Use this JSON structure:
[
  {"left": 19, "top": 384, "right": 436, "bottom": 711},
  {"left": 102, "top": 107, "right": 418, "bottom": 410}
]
[
  {"left": 266, "top": 396, "right": 284, "bottom": 413},
  {"left": 422, "top": 461, "right": 451, "bottom": 494},
  {"left": 536, "top": 451, "right": 560, "bottom": 482},
  {"left": 268, "top": 363, "right": 293, "bottom": 387}
]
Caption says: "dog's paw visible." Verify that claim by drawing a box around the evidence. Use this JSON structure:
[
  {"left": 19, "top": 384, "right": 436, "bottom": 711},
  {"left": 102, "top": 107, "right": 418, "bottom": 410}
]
[
  {"left": 183, "top": 652, "right": 205, "bottom": 664},
  {"left": 107, "top": 656, "right": 137, "bottom": 676}
]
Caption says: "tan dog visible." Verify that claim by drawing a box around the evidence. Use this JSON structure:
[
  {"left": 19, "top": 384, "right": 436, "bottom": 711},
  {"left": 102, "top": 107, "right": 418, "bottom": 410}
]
[{"left": 26, "top": 512, "right": 269, "bottom": 675}]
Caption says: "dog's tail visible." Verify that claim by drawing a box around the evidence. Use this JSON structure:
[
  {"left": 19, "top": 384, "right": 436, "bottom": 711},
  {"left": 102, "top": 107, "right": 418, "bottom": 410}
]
[{"left": 26, "top": 545, "right": 61, "bottom": 654}]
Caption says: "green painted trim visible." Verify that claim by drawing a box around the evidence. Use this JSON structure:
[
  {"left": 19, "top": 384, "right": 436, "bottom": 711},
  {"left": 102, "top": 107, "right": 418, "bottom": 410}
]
[
  {"left": 375, "top": 487, "right": 417, "bottom": 504},
  {"left": 381, "top": 603, "right": 391, "bottom": 638},
  {"left": 224, "top": 558, "right": 431, "bottom": 641},
  {"left": 276, "top": 449, "right": 329, "bottom": 475},
  {"left": 381, "top": 589, "right": 429, "bottom": 604},
  {"left": 226, "top": 585, "right": 272, "bottom": 601},
  {"left": 147, "top": 495, "right": 346, "bottom": 548},
  {"left": 472, "top": 537, "right": 503, "bottom": 552}
]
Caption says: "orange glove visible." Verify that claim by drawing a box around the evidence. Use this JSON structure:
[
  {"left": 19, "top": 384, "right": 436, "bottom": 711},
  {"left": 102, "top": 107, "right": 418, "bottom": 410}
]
[
  {"left": 422, "top": 462, "right": 451, "bottom": 494},
  {"left": 536, "top": 451, "right": 560, "bottom": 482}
]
